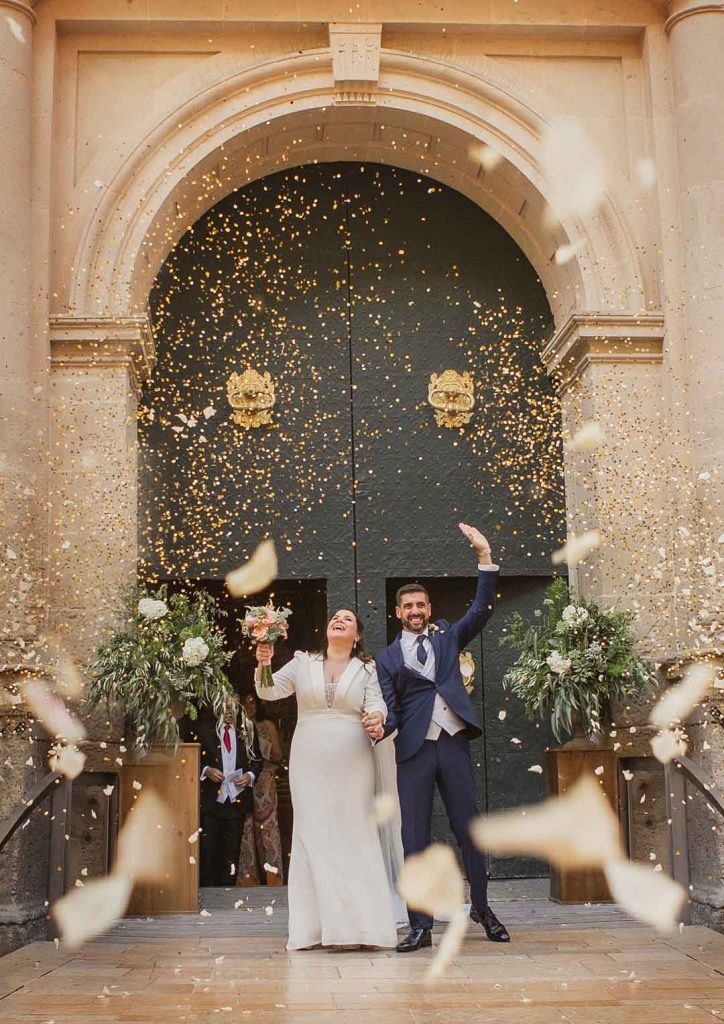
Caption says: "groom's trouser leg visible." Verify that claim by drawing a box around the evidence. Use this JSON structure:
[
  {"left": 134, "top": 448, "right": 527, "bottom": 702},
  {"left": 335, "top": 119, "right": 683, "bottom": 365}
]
[
  {"left": 437, "top": 731, "right": 489, "bottom": 916},
  {"left": 397, "top": 741, "right": 437, "bottom": 930}
]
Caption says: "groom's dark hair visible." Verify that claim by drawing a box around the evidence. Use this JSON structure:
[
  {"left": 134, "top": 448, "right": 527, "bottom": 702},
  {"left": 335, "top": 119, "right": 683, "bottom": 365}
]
[{"left": 396, "top": 583, "right": 431, "bottom": 606}]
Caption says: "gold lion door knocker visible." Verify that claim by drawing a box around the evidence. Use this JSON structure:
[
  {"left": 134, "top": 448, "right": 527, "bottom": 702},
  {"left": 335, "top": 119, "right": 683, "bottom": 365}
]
[
  {"left": 226, "top": 368, "right": 276, "bottom": 428},
  {"left": 428, "top": 370, "right": 475, "bottom": 428}
]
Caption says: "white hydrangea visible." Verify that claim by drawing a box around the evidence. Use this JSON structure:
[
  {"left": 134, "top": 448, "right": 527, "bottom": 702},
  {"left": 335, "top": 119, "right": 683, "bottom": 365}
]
[
  {"left": 181, "top": 636, "right": 210, "bottom": 666},
  {"left": 547, "top": 651, "right": 572, "bottom": 676},
  {"left": 138, "top": 597, "right": 168, "bottom": 620},
  {"left": 561, "top": 604, "right": 589, "bottom": 629}
]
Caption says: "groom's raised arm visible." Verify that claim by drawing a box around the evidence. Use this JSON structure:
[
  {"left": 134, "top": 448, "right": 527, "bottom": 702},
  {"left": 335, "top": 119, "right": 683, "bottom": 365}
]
[
  {"left": 375, "top": 654, "right": 399, "bottom": 737},
  {"left": 449, "top": 522, "right": 499, "bottom": 650}
]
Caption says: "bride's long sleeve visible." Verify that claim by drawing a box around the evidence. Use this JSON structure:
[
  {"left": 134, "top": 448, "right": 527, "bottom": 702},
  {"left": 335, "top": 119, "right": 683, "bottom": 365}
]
[
  {"left": 362, "top": 664, "right": 388, "bottom": 722},
  {"left": 254, "top": 651, "right": 301, "bottom": 701}
]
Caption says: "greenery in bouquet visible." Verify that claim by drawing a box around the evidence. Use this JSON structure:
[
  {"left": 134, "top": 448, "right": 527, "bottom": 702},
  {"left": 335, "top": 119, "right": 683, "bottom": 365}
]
[
  {"left": 88, "top": 585, "right": 232, "bottom": 750},
  {"left": 240, "top": 603, "right": 292, "bottom": 687},
  {"left": 500, "top": 577, "right": 654, "bottom": 742}
]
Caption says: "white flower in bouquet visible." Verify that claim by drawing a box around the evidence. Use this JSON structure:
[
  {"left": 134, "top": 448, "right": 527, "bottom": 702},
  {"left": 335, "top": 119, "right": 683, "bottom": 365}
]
[
  {"left": 547, "top": 651, "right": 572, "bottom": 676},
  {"left": 561, "top": 604, "right": 589, "bottom": 629},
  {"left": 181, "top": 637, "right": 209, "bottom": 666},
  {"left": 138, "top": 598, "right": 168, "bottom": 621}
]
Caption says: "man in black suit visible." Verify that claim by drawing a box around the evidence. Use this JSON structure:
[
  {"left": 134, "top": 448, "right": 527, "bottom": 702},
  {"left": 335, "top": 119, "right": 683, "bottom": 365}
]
[{"left": 190, "top": 694, "right": 262, "bottom": 887}]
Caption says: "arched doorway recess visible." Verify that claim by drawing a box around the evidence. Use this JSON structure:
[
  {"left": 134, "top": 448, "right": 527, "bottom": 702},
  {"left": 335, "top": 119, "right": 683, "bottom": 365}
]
[{"left": 141, "top": 160, "right": 564, "bottom": 878}]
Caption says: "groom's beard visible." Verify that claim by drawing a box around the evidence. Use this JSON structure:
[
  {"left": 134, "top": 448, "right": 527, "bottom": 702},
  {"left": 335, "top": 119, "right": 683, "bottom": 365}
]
[{"left": 401, "top": 614, "right": 430, "bottom": 634}]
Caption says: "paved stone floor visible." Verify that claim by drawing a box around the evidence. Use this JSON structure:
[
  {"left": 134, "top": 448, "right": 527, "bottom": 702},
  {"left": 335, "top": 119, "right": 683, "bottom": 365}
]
[{"left": 0, "top": 885, "right": 723, "bottom": 1023}]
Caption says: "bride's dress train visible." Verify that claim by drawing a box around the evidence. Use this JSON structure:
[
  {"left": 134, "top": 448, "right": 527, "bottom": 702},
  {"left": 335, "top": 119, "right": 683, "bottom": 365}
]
[{"left": 256, "top": 651, "right": 399, "bottom": 950}]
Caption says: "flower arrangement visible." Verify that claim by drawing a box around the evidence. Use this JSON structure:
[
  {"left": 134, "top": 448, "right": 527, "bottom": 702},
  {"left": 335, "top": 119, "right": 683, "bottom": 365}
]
[
  {"left": 240, "top": 602, "right": 292, "bottom": 687},
  {"left": 88, "top": 585, "right": 232, "bottom": 750},
  {"left": 500, "top": 577, "right": 653, "bottom": 742}
]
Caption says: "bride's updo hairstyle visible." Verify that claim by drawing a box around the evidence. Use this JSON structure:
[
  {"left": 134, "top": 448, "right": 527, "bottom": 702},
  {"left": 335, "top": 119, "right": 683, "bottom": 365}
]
[{"left": 319, "top": 606, "right": 375, "bottom": 665}]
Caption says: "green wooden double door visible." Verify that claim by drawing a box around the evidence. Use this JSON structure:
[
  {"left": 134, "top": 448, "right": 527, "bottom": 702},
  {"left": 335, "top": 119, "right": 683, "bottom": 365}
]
[{"left": 142, "top": 162, "right": 565, "bottom": 876}]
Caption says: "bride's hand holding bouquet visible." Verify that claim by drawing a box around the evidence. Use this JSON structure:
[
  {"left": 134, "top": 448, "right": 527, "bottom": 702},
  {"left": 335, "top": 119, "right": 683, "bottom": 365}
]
[{"left": 242, "top": 602, "right": 291, "bottom": 688}]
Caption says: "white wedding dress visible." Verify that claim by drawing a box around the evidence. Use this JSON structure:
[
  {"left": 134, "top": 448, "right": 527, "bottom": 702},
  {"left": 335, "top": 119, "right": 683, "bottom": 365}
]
[{"left": 256, "top": 651, "right": 399, "bottom": 949}]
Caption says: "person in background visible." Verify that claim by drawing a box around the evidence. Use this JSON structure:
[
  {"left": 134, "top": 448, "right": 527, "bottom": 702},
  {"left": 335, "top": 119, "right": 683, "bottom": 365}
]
[
  {"left": 190, "top": 694, "right": 262, "bottom": 887},
  {"left": 238, "top": 691, "right": 285, "bottom": 886}
]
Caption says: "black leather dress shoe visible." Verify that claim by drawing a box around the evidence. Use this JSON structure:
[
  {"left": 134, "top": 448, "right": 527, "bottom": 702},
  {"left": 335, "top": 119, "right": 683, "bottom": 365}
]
[
  {"left": 396, "top": 927, "right": 433, "bottom": 953},
  {"left": 470, "top": 906, "right": 510, "bottom": 943}
]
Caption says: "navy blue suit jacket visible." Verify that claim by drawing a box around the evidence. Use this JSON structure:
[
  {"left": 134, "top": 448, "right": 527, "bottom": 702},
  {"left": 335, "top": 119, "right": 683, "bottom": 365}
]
[{"left": 375, "top": 569, "right": 498, "bottom": 764}]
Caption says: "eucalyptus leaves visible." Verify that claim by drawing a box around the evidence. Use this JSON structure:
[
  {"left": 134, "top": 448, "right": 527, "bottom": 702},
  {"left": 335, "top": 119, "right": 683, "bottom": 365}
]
[
  {"left": 500, "top": 578, "right": 653, "bottom": 742},
  {"left": 88, "top": 586, "right": 232, "bottom": 750}
]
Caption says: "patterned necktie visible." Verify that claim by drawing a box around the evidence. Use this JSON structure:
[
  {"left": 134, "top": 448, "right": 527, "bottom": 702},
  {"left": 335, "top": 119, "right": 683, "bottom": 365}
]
[
  {"left": 223, "top": 724, "right": 232, "bottom": 753},
  {"left": 415, "top": 634, "right": 428, "bottom": 666}
]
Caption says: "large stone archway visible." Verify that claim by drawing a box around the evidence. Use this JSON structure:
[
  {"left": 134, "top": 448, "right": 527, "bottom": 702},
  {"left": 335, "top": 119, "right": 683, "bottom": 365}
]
[
  {"left": 65, "top": 46, "right": 652, "bottom": 327},
  {"left": 47, "top": 37, "right": 669, "bottom": 662}
]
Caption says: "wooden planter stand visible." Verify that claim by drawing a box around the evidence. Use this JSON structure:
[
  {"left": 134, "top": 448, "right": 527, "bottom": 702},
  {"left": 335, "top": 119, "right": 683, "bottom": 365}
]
[
  {"left": 119, "top": 742, "right": 200, "bottom": 915},
  {"left": 546, "top": 744, "right": 618, "bottom": 904}
]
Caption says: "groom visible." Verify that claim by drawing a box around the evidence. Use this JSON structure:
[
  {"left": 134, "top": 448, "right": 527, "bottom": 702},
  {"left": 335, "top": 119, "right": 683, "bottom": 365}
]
[{"left": 369, "top": 523, "right": 510, "bottom": 952}]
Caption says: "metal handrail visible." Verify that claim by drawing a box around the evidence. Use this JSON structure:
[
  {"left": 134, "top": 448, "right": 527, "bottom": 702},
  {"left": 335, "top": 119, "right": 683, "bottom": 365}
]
[
  {"left": 0, "top": 772, "right": 61, "bottom": 849},
  {"left": 0, "top": 771, "right": 73, "bottom": 940},
  {"left": 666, "top": 754, "right": 724, "bottom": 925}
]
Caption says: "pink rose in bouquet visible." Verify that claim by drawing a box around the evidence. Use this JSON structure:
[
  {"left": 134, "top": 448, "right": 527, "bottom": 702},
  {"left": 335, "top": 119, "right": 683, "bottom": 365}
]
[{"left": 241, "top": 602, "right": 292, "bottom": 687}]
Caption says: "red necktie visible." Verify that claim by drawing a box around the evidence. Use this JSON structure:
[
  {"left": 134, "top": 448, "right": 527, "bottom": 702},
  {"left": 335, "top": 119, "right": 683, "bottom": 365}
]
[{"left": 223, "top": 724, "right": 232, "bottom": 753}]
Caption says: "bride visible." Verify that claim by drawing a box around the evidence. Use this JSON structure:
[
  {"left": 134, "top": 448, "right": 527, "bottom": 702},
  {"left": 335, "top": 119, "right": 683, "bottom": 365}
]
[{"left": 254, "top": 607, "right": 401, "bottom": 950}]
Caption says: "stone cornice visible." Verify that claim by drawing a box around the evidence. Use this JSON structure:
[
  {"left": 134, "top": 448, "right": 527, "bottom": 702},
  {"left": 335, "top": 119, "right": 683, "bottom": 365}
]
[
  {"left": 542, "top": 312, "right": 665, "bottom": 393},
  {"left": 49, "top": 314, "right": 156, "bottom": 397},
  {"left": 666, "top": 1, "right": 724, "bottom": 32},
  {"left": 0, "top": 0, "right": 35, "bottom": 24}
]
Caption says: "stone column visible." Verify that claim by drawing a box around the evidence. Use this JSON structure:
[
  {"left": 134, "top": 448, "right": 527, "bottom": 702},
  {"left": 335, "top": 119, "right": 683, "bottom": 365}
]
[
  {"left": 666, "top": 0, "right": 724, "bottom": 637},
  {"left": 542, "top": 313, "right": 670, "bottom": 651},
  {"left": 48, "top": 315, "right": 155, "bottom": 661},
  {"left": 0, "top": 0, "right": 51, "bottom": 956},
  {"left": 664, "top": 0, "right": 724, "bottom": 928},
  {"left": 0, "top": 1, "right": 40, "bottom": 677},
  {"left": 543, "top": 313, "right": 675, "bottom": 878}
]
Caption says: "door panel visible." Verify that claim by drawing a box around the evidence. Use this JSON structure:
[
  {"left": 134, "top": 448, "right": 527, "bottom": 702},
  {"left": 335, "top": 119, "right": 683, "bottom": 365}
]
[
  {"left": 343, "top": 164, "right": 562, "bottom": 655},
  {"left": 142, "top": 167, "right": 357, "bottom": 586},
  {"left": 482, "top": 576, "right": 555, "bottom": 877}
]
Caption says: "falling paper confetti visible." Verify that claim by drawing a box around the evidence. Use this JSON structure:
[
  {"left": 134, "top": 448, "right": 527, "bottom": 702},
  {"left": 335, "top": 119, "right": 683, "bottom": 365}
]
[
  {"left": 566, "top": 422, "right": 606, "bottom": 452},
  {"left": 49, "top": 745, "right": 86, "bottom": 780},
  {"left": 371, "top": 792, "right": 398, "bottom": 824},
  {"left": 425, "top": 907, "right": 468, "bottom": 984},
  {"left": 115, "top": 790, "right": 173, "bottom": 883},
  {"left": 650, "top": 728, "right": 688, "bottom": 765},
  {"left": 552, "top": 531, "right": 601, "bottom": 567},
  {"left": 472, "top": 775, "right": 622, "bottom": 869},
  {"left": 650, "top": 661, "right": 719, "bottom": 729},
  {"left": 5, "top": 16, "right": 25, "bottom": 43},
  {"left": 53, "top": 875, "right": 133, "bottom": 949},
  {"left": 398, "top": 843, "right": 463, "bottom": 917},
  {"left": 604, "top": 860, "right": 686, "bottom": 932},
  {"left": 635, "top": 157, "right": 657, "bottom": 189},
  {"left": 226, "top": 539, "right": 278, "bottom": 597},
  {"left": 540, "top": 117, "right": 608, "bottom": 220},
  {"left": 554, "top": 237, "right": 586, "bottom": 266},
  {"left": 21, "top": 680, "right": 86, "bottom": 744}
]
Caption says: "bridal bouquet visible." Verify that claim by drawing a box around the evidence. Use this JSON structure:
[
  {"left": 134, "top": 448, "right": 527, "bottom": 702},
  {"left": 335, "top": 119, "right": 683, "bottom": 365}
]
[{"left": 241, "top": 602, "right": 292, "bottom": 688}]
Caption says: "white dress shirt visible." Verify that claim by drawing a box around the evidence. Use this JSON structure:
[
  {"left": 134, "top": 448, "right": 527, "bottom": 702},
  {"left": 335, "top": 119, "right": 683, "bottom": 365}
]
[
  {"left": 400, "top": 564, "right": 499, "bottom": 742},
  {"left": 200, "top": 722, "right": 254, "bottom": 803}
]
